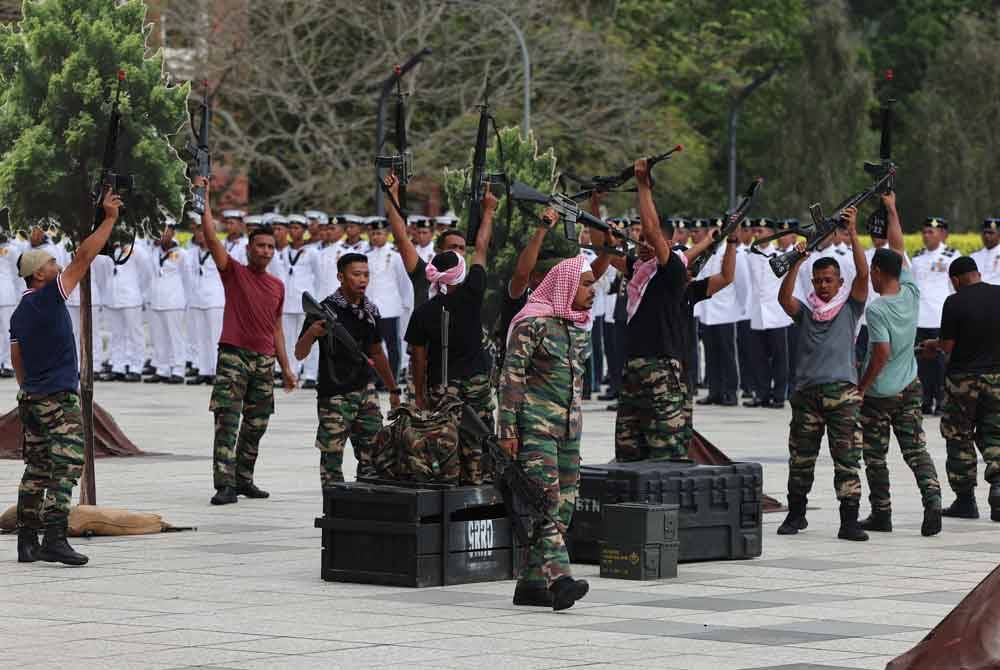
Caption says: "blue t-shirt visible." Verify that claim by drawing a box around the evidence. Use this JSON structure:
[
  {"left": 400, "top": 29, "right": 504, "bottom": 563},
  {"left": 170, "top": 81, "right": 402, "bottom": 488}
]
[
  {"left": 864, "top": 268, "right": 919, "bottom": 397},
  {"left": 9, "top": 276, "right": 79, "bottom": 395}
]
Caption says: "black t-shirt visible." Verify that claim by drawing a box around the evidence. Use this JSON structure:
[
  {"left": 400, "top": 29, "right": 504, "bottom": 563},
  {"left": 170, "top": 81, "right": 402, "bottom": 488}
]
[
  {"left": 940, "top": 282, "right": 1000, "bottom": 374},
  {"left": 409, "top": 258, "right": 431, "bottom": 310},
  {"left": 405, "top": 264, "right": 491, "bottom": 386},
  {"left": 625, "top": 252, "right": 690, "bottom": 360},
  {"left": 301, "top": 299, "right": 381, "bottom": 398},
  {"left": 683, "top": 278, "right": 711, "bottom": 377}
]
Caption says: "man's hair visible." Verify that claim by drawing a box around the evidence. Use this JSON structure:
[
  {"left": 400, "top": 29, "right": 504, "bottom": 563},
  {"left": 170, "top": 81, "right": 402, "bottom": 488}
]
[
  {"left": 337, "top": 252, "right": 368, "bottom": 273},
  {"left": 812, "top": 257, "right": 841, "bottom": 275},
  {"left": 949, "top": 256, "right": 979, "bottom": 278},
  {"left": 248, "top": 224, "right": 275, "bottom": 245},
  {"left": 435, "top": 228, "right": 465, "bottom": 250},
  {"left": 872, "top": 248, "right": 902, "bottom": 279},
  {"left": 431, "top": 250, "right": 461, "bottom": 272}
]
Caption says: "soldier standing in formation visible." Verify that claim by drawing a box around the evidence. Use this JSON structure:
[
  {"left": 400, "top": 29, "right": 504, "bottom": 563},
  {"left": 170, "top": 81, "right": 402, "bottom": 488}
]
[
  {"left": 282, "top": 214, "right": 321, "bottom": 388},
  {"left": 183, "top": 222, "right": 225, "bottom": 386},
  {"left": 295, "top": 252, "right": 400, "bottom": 485},
  {"left": 195, "top": 177, "right": 296, "bottom": 506},
  {"left": 777, "top": 206, "right": 869, "bottom": 541},
  {"left": 499, "top": 255, "right": 596, "bottom": 611},
  {"left": 144, "top": 220, "right": 187, "bottom": 384},
  {"left": 363, "top": 217, "right": 413, "bottom": 382},
  {"left": 971, "top": 218, "right": 1000, "bottom": 285},
  {"left": 856, "top": 193, "right": 941, "bottom": 537},
  {"left": 912, "top": 217, "right": 956, "bottom": 415},
  {"left": 11, "top": 188, "right": 122, "bottom": 566}
]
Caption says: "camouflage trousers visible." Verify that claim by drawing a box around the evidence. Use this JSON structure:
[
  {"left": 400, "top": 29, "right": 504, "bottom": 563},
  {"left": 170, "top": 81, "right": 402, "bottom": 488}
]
[
  {"left": 316, "top": 386, "right": 382, "bottom": 486},
  {"left": 615, "top": 357, "right": 687, "bottom": 461},
  {"left": 430, "top": 372, "right": 495, "bottom": 484},
  {"left": 17, "top": 391, "right": 84, "bottom": 529},
  {"left": 861, "top": 379, "right": 941, "bottom": 511},
  {"left": 210, "top": 346, "right": 275, "bottom": 489},
  {"left": 940, "top": 372, "right": 1000, "bottom": 493},
  {"left": 517, "top": 431, "right": 580, "bottom": 589},
  {"left": 787, "top": 382, "right": 863, "bottom": 502}
]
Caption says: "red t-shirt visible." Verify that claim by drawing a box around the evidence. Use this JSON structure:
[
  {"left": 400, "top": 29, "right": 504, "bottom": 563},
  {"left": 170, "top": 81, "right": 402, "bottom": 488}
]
[{"left": 218, "top": 257, "right": 284, "bottom": 356}]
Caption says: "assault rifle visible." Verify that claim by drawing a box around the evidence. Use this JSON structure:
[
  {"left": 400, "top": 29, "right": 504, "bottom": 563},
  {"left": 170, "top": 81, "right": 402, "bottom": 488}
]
[
  {"left": 509, "top": 181, "right": 633, "bottom": 255},
  {"left": 302, "top": 292, "right": 373, "bottom": 385},
  {"left": 866, "top": 69, "right": 896, "bottom": 239},
  {"left": 564, "top": 145, "right": 684, "bottom": 201},
  {"left": 92, "top": 69, "right": 136, "bottom": 265},
  {"left": 458, "top": 406, "right": 565, "bottom": 545},
  {"left": 753, "top": 169, "right": 895, "bottom": 278},
  {"left": 186, "top": 80, "right": 211, "bottom": 216},
  {"left": 465, "top": 84, "right": 509, "bottom": 245},
  {"left": 375, "top": 65, "right": 412, "bottom": 219},
  {"left": 688, "top": 177, "right": 764, "bottom": 276}
]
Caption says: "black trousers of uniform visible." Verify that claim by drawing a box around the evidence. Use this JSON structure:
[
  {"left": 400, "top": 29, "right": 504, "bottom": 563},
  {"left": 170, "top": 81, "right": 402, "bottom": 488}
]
[
  {"left": 752, "top": 327, "right": 789, "bottom": 403},
  {"left": 855, "top": 325, "right": 869, "bottom": 374},
  {"left": 586, "top": 316, "right": 605, "bottom": 394},
  {"left": 916, "top": 327, "right": 945, "bottom": 409},
  {"left": 603, "top": 318, "right": 618, "bottom": 391},
  {"left": 610, "top": 319, "right": 628, "bottom": 394},
  {"left": 736, "top": 320, "right": 755, "bottom": 396},
  {"left": 688, "top": 318, "right": 700, "bottom": 392},
  {"left": 377, "top": 317, "right": 400, "bottom": 382},
  {"left": 704, "top": 323, "right": 738, "bottom": 399}
]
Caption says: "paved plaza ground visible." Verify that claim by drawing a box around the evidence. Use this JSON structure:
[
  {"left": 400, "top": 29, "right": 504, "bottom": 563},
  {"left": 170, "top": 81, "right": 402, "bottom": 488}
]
[{"left": 0, "top": 378, "right": 995, "bottom": 670}]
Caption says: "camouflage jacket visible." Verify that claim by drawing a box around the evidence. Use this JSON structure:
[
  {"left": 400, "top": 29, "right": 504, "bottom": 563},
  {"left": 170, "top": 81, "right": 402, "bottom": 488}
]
[{"left": 498, "top": 316, "right": 591, "bottom": 442}]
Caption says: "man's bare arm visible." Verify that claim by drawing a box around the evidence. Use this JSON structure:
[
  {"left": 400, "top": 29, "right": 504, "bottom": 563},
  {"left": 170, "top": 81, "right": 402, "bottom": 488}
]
[
  {"left": 706, "top": 237, "right": 738, "bottom": 296},
  {"left": 411, "top": 345, "right": 429, "bottom": 410},
  {"left": 859, "top": 341, "right": 890, "bottom": 395},
  {"left": 60, "top": 188, "right": 122, "bottom": 297},
  {"left": 193, "top": 176, "right": 228, "bottom": 273},
  {"left": 779, "top": 245, "right": 807, "bottom": 319},
  {"left": 882, "top": 192, "right": 907, "bottom": 266},
  {"left": 383, "top": 173, "right": 419, "bottom": 273},
  {"left": 472, "top": 189, "right": 497, "bottom": 268},
  {"left": 11, "top": 342, "right": 23, "bottom": 387},
  {"left": 635, "top": 159, "right": 670, "bottom": 265},
  {"left": 844, "top": 206, "right": 868, "bottom": 304}
]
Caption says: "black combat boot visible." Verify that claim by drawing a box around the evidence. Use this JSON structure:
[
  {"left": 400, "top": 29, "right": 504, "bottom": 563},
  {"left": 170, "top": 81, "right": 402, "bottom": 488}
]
[
  {"left": 17, "top": 527, "right": 40, "bottom": 563},
  {"left": 777, "top": 495, "right": 808, "bottom": 535},
  {"left": 513, "top": 582, "right": 553, "bottom": 607},
  {"left": 236, "top": 482, "right": 270, "bottom": 499},
  {"left": 837, "top": 502, "right": 869, "bottom": 541},
  {"left": 989, "top": 482, "right": 1000, "bottom": 522},
  {"left": 942, "top": 491, "right": 979, "bottom": 519},
  {"left": 549, "top": 576, "right": 589, "bottom": 611},
  {"left": 38, "top": 521, "right": 89, "bottom": 566},
  {"left": 859, "top": 508, "right": 892, "bottom": 532},
  {"left": 921, "top": 506, "right": 942, "bottom": 537},
  {"left": 210, "top": 486, "right": 238, "bottom": 505}
]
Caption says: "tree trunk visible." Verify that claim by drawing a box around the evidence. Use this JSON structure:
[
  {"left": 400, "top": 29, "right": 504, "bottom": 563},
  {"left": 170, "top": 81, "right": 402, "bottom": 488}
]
[{"left": 78, "top": 269, "right": 96, "bottom": 505}]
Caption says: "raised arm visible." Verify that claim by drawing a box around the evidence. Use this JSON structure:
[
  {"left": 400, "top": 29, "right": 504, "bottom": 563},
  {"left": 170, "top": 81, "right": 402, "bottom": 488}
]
[
  {"left": 779, "top": 244, "right": 808, "bottom": 319},
  {"left": 635, "top": 159, "right": 670, "bottom": 265},
  {"left": 472, "top": 189, "right": 497, "bottom": 268},
  {"left": 509, "top": 209, "right": 556, "bottom": 299},
  {"left": 684, "top": 229, "right": 720, "bottom": 265},
  {"left": 706, "top": 235, "right": 739, "bottom": 296},
  {"left": 59, "top": 188, "right": 122, "bottom": 297},
  {"left": 195, "top": 176, "right": 229, "bottom": 273},
  {"left": 843, "top": 206, "right": 868, "bottom": 304},
  {"left": 383, "top": 173, "right": 419, "bottom": 273},
  {"left": 882, "top": 192, "right": 906, "bottom": 265}
]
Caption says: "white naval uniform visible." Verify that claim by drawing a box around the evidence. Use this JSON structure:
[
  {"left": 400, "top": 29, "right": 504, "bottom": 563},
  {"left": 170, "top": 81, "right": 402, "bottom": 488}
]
[
  {"left": 224, "top": 236, "right": 248, "bottom": 265},
  {"left": 0, "top": 240, "right": 23, "bottom": 369},
  {"left": 793, "top": 242, "right": 857, "bottom": 303},
  {"left": 971, "top": 244, "right": 1000, "bottom": 286},
  {"left": 282, "top": 244, "right": 321, "bottom": 380},
  {"left": 365, "top": 242, "right": 414, "bottom": 376},
  {"left": 99, "top": 243, "right": 151, "bottom": 375},
  {"left": 66, "top": 254, "right": 112, "bottom": 365},
  {"left": 415, "top": 241, "right": 435, "bottom": 265},
  {"left": 694, "top": 245, "right": 743, "bottom": 327},
  {"left": 314, "top": 242, "right": 345, "bottom": 300},
  {"left": 145, "top": 242, "right": 188, "bottom": 378},
  {"left": 749, "top": 243, "right": 794, "bottom": 331},
  {"left": 184, "top": 244, "right": 226, "bottom": 377},
  {"left": 911, "top": 244, "right": 957, "bottom": 329}
]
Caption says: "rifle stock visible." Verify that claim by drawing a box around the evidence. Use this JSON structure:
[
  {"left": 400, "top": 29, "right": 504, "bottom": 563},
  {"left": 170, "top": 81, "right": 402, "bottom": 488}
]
[
  {"left": 301, "top": 292, "right": 372, "bottom": 376},
  {"left": 186, "top": 81, "right": 211, "bottom": 215},
  {"left": 509, "top": 181, "right": 632, "bottom": 251},
  {"left": 92, "top": 69, "right": 136, "bottom": 264},
  {"left": 689, "top": 177, "right": 763, "bottom": 276},
  {"left": 567, "top": 145, "right": 683, "bottom": 200}
]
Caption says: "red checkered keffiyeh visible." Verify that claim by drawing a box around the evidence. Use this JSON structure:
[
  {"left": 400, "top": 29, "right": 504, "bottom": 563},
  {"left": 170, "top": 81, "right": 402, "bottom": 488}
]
[{"left": 506, "top": 255, "right": 592, "bottom": 345}]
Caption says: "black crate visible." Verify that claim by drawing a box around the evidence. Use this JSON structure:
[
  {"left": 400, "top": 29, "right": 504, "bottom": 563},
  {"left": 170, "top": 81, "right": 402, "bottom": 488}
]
[
  {"left": 603, "top": 502, "right": 679, "bottom": 545},
  {"left": 568, "top": 460, "right": 763, "bottom": 564},
  {"left": 599, "top": 541, "right": 679, "bottom": 580},
  {"left": 316, "top": 482, "right": 521, "bottom": 587}
]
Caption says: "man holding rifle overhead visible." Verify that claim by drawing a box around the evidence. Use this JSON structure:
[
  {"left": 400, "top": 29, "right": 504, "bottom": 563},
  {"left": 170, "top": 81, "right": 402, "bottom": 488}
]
[{"left": 193, "top": 176, "right": 296, "bottom": 507}]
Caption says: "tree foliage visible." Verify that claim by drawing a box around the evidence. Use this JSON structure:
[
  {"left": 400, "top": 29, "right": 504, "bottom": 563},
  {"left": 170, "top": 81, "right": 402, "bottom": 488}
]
[{"left": 0, "top": 0, "right": 189, "bottom": 242}]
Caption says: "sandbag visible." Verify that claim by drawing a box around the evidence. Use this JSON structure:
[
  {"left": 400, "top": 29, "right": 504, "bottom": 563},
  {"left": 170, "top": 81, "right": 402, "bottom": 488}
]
[
  {"left": 0, "top": 504, "right": 179, "bottom": 536},
  {"left": 372, "top": 395, "right": 463, "bottom": 484}
]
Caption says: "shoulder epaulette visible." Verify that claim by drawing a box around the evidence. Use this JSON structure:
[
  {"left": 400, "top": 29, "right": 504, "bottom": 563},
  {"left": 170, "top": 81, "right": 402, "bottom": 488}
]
[
  {"left": 943, "top": 246, "right": 957, "bottom": 256},
  {"left": 914, "top": 248, "right": 926, "bottom": 257}
]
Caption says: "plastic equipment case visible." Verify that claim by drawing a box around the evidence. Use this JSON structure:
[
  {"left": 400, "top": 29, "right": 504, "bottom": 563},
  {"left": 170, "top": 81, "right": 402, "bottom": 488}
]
[
  {"left": 567, "top": 460, "right": 763, "bottom": 563},
  {"left": 316, "top": 480, "right": 521, "bottom": 587}
]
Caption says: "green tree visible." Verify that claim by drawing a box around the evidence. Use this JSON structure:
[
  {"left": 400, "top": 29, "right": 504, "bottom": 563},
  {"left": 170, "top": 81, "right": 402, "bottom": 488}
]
[
  {"left": 0, "top": 0, "right": 190, "bottom": 501},
  {"left": 442, "top": 127, "right": 575, "bottom": 329}
]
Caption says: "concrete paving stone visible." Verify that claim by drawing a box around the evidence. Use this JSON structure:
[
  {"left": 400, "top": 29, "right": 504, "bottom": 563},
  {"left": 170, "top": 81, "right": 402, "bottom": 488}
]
[
  {"left": 750, "top": 558, "right": 866, "bottom": 571},
  {"left": 833, "top": 656, "right": 902, "bottom": 669},
  {"left": 577, "top": 619, "right": 730, "bottom": 637},
  {"left": 679, "top": 627, "right": 845, "bottom": 646},
  {"left": 371, "top": 590, "right": 503, "bottom": 605},
  {"left": 635, "top": 597, "right": 790, "bottom": 611},
  {"left": 203, "top": 637, "right": 367, "bottom": 655},
  {"left": 764, "top": 620, "right": 922, "bottom": 637},
  {"left": 794, "top": 637, "right": 919, "bottom": 655},
  {"left": 740, "top": 666, "right": 864, "bottom": 670},
  {"left": 118, "top": 628, "right": 270, "bottom": 646}
]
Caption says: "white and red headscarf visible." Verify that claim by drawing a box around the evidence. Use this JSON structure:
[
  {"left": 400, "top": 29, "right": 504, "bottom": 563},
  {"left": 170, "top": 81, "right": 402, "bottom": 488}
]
[
  {"left": 507, "top": 255, "right": 592, "bottom": 345},
  {"left": 807, "top": 285, "right": 850, "bottom": 322},
  {"left": 425, "top": 251, "right": 467, "bottom": 297}
]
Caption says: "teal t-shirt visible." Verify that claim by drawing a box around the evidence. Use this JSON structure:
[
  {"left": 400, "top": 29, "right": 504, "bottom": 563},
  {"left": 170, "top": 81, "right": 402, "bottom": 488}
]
[{"left": 864, "top": 267, "right": 919, "bottom": 397}]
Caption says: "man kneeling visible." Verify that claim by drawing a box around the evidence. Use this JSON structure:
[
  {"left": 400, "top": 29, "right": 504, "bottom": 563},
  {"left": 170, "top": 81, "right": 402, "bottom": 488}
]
[{"left": 295, "top": 253, "right": 400, "bottom": 485}]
